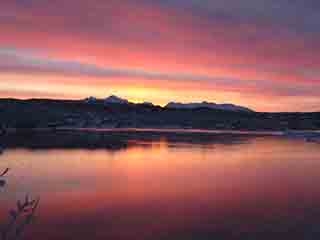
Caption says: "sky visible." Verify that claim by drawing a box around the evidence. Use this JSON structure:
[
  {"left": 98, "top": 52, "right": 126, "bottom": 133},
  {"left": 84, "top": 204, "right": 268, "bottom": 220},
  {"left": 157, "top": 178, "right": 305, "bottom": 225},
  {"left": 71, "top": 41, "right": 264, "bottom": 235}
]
[{"left": 0, "top": 0, "right": 319, "bottom": 112}]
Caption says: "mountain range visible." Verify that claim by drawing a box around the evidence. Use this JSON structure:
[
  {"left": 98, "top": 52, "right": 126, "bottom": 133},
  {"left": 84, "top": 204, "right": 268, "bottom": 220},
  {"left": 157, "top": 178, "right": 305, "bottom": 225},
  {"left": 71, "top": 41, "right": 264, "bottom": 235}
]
[
  {"left": 85, "top": 95, "right": 254, "bottom": 112},
  {"left": 0, "top": 96, "right": 319, "bottom": 131}
]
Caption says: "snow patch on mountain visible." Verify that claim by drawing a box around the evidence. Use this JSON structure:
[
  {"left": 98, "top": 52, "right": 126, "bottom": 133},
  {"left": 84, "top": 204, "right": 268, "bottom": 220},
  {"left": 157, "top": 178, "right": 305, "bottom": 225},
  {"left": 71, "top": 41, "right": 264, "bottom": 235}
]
[
  {"left": 165, "top": 101, "right": 253, "bottom": 112},
  {"left": 104, "top": 95, "right": 129, "bottom": 104}
]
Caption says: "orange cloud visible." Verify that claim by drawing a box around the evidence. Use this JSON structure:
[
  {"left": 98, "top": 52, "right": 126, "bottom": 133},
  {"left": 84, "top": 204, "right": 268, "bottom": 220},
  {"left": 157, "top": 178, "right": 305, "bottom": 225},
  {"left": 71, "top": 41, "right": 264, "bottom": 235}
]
[{"left": 0, "top": 0, "right": 319, "bottom": 112}]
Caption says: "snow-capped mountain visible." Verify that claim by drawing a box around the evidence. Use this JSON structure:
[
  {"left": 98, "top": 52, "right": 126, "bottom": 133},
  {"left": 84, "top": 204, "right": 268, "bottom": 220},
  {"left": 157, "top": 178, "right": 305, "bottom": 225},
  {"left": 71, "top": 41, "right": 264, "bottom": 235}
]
[
  {"left": 84, "top": 95, "right": 131, "bottom": 105},
  {"left": 84, "top": 96, "right": 98, "bottom": 104},
  {"left": 165, "top": 101, "right": 253, "bottom": 112},
  {"left": 104, "top": 95, "right": 129, "bottom": 104},
  {"left": 84, "top": 95, "right": 252, "bottom": 112}
]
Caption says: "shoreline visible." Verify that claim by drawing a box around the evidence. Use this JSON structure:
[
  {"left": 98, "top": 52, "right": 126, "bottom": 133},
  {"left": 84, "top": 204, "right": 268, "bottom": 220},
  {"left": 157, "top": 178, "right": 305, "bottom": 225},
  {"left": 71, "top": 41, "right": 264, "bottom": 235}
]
[
  {"left": 0, "top": 127, "right": 287, "bottom": 136},
  {"left": 2, "top": 127, "right": 320, "bottom": 135},
  {"left": 1, "top": 127, "right": 319, "bottom": 151}
]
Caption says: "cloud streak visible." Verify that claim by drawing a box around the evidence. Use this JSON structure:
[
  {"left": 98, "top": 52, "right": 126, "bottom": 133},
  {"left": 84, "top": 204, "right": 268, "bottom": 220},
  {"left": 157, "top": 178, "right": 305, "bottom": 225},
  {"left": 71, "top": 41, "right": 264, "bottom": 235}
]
[
  {"left": 0, "top": 0, "right": 319, "bottom": 111},
  {"left": 1, "top": 47, "right": 319, "bottom": 99}
]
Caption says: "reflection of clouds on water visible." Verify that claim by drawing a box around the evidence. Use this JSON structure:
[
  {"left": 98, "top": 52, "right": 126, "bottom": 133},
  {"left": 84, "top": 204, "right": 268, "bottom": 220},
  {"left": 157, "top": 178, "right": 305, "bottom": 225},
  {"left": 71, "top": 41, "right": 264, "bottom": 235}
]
[
  {"left": 0, "top": 130, "right": 263, "bottom": 152},
  {"left": 1, "top": 131, "right": 320, "bottom": 239}
]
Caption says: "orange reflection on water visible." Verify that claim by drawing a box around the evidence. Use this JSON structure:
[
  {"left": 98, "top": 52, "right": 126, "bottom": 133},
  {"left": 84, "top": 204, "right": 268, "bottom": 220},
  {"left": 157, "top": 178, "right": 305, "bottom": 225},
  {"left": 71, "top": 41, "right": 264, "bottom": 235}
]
[{"left": 1, "top": 135, "right": 320, "bottom": 239}]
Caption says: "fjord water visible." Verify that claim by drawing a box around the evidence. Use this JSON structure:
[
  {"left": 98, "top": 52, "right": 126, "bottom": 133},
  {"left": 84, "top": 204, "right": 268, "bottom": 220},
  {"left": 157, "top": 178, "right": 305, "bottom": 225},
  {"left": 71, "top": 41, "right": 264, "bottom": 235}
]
[{"left": 1, "top": 132, "right": 320, "bottom": 239}]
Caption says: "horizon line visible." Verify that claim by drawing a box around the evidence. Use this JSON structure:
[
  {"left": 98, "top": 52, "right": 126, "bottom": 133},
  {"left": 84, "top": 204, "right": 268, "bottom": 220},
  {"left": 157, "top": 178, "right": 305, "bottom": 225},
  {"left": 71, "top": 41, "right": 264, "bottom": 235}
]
[{"left": 2, "top": 96, "right": 320, "bottom": 114}]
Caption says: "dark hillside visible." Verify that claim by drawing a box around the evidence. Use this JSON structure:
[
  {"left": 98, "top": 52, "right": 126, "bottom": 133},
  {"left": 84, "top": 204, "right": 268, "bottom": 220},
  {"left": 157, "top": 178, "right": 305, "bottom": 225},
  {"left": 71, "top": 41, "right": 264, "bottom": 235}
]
[{"left": 0, "top": 99, "right": 319, "bottom": 131}]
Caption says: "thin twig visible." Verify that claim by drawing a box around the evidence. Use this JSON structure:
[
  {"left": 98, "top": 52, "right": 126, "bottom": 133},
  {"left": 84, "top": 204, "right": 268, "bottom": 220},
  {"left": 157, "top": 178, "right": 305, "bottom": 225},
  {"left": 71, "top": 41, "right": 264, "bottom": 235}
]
[{"left": 0, "top": 169, "right": 9, "bottom": 178}]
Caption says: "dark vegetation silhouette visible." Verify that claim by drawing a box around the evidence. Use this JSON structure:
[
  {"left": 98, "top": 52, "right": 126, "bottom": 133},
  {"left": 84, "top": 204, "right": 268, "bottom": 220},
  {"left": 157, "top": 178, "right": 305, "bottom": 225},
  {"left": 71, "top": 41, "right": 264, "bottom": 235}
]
[
  {"left": 0, "top": 169, "right": 9, "bottom": 188},
  {"left": 1, "top": 160, "right": 39, "bottom": 240},
  {"left": 0, "top": 99, "right": 320, "bottom": 131}
]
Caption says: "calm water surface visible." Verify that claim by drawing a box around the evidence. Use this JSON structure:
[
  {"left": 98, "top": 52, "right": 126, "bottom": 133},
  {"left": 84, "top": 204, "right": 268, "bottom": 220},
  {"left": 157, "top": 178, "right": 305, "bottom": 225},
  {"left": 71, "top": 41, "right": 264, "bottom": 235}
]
[{"left": 1, "top": 132, "right": 320, "bottom": 239}]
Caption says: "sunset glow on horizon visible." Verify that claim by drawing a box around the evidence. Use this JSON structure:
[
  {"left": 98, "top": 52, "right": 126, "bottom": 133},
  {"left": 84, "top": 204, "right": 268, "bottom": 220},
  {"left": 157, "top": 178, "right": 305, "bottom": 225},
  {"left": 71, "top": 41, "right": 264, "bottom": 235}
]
[{"left": 1, "top": 0, "right": 319, "bottom": 112}]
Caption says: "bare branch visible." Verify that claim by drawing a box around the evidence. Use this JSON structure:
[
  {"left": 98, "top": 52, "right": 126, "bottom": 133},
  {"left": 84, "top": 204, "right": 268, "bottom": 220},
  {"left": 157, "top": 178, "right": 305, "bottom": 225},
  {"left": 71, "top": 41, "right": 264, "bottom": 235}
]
[{"left": 0, "top": 168, "right": 9, "bottom": 177}]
